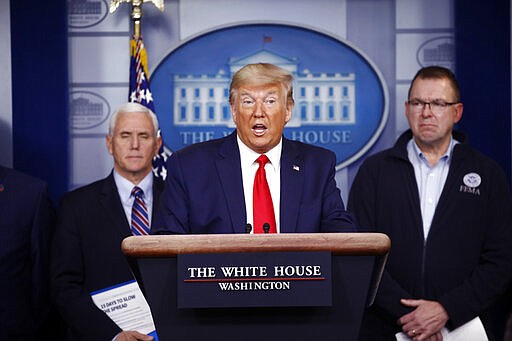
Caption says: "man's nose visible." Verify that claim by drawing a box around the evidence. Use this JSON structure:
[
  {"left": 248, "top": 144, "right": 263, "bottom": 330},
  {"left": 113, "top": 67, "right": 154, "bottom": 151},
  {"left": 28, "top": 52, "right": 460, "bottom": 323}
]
[
  {"left": 253, "top": 100, "right": 264, "bottom": 117},
  {"left": 421, "top": 103, "right": 434, "bottom": 116},
  {"left": 130, "top": 136, "right": 140, "bottom": 149}
]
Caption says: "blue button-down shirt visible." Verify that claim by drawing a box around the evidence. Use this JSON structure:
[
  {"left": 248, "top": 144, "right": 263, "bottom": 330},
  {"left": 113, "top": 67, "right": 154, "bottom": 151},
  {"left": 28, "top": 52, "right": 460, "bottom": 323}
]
[{"left": 407, "top": 138, "right": 457, "bottom": 239}]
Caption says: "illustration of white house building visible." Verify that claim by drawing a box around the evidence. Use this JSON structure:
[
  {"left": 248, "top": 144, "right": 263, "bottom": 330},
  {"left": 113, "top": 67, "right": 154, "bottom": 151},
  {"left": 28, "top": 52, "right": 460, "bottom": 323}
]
[{"left": 173, "top": 50, "right": 356, "bottom": 127}]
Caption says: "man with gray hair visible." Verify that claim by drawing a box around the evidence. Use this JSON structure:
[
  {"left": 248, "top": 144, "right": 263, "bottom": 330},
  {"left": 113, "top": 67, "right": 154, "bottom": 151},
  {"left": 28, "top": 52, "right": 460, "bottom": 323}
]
[{"left": 51, "top": 102, "right": 163, "bottom": 340}]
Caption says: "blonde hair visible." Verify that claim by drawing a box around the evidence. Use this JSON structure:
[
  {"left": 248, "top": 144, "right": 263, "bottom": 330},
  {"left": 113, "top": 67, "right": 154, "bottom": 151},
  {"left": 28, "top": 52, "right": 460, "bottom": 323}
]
[{"left": 229, "top": 63, "right": 294, "bottom": 106}]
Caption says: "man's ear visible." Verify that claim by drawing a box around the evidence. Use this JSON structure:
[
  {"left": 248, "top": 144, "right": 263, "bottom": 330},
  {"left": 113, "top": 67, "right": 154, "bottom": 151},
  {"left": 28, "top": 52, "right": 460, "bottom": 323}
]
[
  {"left": 453, "top": 102, "right": 463, "bottom": 124},
  {"left": 284, "top": 102, "right": 294, "bottom": 124},
  {"left": 106, "top": 135, "right": 113, "bottom": 155},
  {"left": 231, "top": 103, "right": 238, "bottom": 125},
  {"left": 154, "top": 135, "right": 163, "bottom": 156}
]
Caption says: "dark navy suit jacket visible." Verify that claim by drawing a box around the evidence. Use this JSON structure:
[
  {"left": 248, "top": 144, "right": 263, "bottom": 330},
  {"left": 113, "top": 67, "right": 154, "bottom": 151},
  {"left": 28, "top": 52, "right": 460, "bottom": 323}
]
[
  {"left": 153, "top": 131, "right": 355, "bottom": 234},
  {"left": 0, "top": 166, "right": 55, "bottom": 340},
  {"left": 51, "top": 173, "right": 164, "bottom": 341}
]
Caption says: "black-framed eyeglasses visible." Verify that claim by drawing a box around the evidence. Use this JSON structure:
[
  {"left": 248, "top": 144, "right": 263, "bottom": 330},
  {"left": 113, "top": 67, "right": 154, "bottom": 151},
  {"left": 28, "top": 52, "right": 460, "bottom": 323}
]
[{"left": 407, "top": 99, "right": 458, "bottom": 114}]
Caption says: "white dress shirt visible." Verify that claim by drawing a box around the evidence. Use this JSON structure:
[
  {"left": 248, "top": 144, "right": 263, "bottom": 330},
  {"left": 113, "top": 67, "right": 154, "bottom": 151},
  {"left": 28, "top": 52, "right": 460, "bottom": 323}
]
[
  {"left": 113, "top": 170, "right": 155, "bottom": 228},
  {"left": 237, "top": 135, "right": 282, "bottom": 233}
]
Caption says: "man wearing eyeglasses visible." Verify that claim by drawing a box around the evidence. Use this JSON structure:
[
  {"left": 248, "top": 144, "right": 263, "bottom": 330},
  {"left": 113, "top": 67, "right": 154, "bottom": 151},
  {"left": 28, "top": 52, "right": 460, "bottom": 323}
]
[{"left": 349, "top": 66, "right": 512, "bottom": 341}]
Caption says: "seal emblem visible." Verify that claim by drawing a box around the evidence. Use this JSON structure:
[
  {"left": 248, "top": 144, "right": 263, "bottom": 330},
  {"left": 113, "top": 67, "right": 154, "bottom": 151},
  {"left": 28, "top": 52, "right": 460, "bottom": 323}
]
[
  {"left": 463, "top": 173, "right": 481, "bottom": 188},
  {"left": 151, "top": 24, "right": 388, "bottom": 170}
]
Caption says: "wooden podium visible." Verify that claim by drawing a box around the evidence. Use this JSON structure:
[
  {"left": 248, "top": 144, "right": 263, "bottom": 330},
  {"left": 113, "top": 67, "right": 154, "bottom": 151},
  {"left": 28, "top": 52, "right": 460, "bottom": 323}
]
[{"left": 122, "top": 233, "right": 390, "bottom": 341}]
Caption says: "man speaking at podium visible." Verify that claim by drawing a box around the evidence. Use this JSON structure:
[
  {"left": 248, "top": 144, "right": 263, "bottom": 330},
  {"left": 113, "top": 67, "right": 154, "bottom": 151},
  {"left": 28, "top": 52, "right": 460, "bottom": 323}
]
[{"left": 153, "top": 63, "right": 355, "bottom": 234}]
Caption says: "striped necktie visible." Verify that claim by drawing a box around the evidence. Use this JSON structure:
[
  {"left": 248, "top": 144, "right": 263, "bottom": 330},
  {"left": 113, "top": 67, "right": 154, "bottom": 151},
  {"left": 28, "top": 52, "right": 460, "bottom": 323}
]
[{"left": 131, "top": 186, "right": 150, "bottom": 235}]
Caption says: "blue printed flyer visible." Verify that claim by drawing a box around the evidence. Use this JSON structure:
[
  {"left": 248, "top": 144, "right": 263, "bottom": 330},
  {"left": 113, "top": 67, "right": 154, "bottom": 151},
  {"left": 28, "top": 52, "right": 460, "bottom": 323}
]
[{"left": 91, "top": 280, "right": 158, "bottom": 340}]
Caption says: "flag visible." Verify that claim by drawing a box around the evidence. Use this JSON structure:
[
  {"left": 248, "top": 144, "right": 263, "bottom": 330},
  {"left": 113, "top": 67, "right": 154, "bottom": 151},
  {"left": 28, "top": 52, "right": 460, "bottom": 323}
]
[
  {"left": 129, "top": 35, "right": 169, "bottom": 180},
  {"left": 263, "top": 35, "right": 272, "bottom": 43}
]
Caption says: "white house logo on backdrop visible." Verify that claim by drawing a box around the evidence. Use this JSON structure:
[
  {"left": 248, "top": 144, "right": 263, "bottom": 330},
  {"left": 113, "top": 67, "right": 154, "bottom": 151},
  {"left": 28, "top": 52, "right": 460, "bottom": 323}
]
[
  {"left": 70, "top": 91, "right": 110, "bottom": 130},
  {"left": 173, "top": 50, "right": 356, "bottom": 129},
  {"left": 417, "top": 36, "right": 455, "bottom": 69},
  {"left": 151, "top": 24, "right": 388, "bottom": 170},
  {"left": 68, "top": 0, "right": 109, "bottom": 29}
]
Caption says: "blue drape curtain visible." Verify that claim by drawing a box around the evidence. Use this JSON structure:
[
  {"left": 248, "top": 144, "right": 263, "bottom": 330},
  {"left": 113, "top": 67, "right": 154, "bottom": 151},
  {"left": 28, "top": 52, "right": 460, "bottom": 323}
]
[
  {"left": 455, "top": 0, "right": 511, "bottom": 183},
  {"left": 10, "top": 0, "right": 69, "bottom": 203}
]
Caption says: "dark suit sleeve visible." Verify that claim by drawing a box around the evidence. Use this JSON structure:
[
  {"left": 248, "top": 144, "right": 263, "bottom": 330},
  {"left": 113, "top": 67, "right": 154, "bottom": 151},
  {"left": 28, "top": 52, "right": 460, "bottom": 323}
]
[
  {"left": 51, "top": 196, "right": 121, "bottom": 340},
  {"left": 0, "top": 168, "right": 56, "bottom": 339},
  {"left": 437, "top": 166, "right": 512, "bottom": 328},
  {"left": 318, "top": 151, "right": 356, "bottom": 232},
  {"left": 30, "top": 183, "right": 55, "bottom": 331},
  {"left": 152, "top": 152, "right": 190, "bottom": 234}
]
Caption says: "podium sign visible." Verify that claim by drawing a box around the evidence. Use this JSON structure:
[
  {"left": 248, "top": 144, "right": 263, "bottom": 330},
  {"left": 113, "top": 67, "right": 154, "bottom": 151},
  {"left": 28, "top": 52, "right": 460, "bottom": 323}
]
[
  {"left": 122, "top": 233, "right": 390, "bottom": 341},
  {"left": 177, "top": 251, "right": 332, "bottom": 308}
]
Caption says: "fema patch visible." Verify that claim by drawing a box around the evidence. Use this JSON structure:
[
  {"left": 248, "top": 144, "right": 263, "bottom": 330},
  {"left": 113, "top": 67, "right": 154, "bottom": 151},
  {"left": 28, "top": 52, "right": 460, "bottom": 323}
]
[
  {"left": 460, "top": 172, "right": 482, "bottom": 196},
  {"left": 150, "top": 24, "right": 388, "bottom": 170},
  {"left": 463, "top": 173, "right": 482, "bottom": 188}
]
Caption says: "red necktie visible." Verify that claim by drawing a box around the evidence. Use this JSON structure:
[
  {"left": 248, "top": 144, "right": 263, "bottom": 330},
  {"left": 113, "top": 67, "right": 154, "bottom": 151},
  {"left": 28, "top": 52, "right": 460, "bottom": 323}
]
[{"left": 253, "top": 155, "right": 277, "bottom": 233}]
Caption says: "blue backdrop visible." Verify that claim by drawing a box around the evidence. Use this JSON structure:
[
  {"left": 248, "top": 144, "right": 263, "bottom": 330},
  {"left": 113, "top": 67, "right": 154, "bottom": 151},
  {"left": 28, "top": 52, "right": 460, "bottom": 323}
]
[{"left": 9, "top": 0, "right": 512, "bottom": 203}]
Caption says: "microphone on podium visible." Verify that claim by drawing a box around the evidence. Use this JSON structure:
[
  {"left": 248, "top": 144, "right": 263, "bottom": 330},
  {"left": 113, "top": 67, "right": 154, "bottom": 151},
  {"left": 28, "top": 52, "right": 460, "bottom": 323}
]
[
  {"left": 245, "top": 223, "right": 252, "bottom": 234},
  {"left": 263, "top": 222, "right": 270, "bottom": 234}
]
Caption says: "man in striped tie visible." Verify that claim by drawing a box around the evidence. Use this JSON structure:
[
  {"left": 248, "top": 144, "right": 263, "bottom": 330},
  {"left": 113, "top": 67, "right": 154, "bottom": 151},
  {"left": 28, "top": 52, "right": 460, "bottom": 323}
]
[
  {"left": 51, "top": 102, "right": 164, "bottom": 341},
  {"left": 130, "top": 186, "right": 150, "bottom": 236}
]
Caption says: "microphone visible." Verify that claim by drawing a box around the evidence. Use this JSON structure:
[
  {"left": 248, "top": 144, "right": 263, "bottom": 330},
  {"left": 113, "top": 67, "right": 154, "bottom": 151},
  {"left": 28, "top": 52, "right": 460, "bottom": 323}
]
[
  {"left": 263, "top": 222, "right": 270, "bottom": 234},
  {"left": 245, "top": 223, "right": 252, "bottom": 234}
]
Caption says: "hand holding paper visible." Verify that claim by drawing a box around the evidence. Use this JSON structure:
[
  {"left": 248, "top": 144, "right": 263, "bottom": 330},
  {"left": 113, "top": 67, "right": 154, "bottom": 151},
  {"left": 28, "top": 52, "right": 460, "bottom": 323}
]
[
  {"left": 396, "top": 317, "right": 488, "bottom": 341},
  {"left": 91, "top": 280, "right": 158, "bottom": 340},
  {"left": 115, "top": 330, "right": 154, "bottom": 341},
  {"left": 397, "top": 299, "right": 449, "bottom": 339}
]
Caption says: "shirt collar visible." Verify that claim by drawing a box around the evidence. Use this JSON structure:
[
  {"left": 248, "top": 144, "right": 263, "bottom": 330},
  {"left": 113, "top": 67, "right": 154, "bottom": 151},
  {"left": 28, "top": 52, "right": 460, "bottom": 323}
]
[
  {"left": 113, "top": 170, "right": 154, "bottom": 204},
  {"left": 237, "top": 135, "right": 282, "bottom": 171},
  {"left": 408, "top": 137, "right": 458, "bottom": 165}
]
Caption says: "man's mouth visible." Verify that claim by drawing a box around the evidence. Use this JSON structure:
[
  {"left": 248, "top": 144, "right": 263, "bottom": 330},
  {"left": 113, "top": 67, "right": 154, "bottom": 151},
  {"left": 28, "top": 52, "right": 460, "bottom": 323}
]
[
  {"left": 252, "top": 124, "right": 267, "bottom": 136},
  {"left": 420, "top": 123, "right": 436, "bottom": 129}
]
